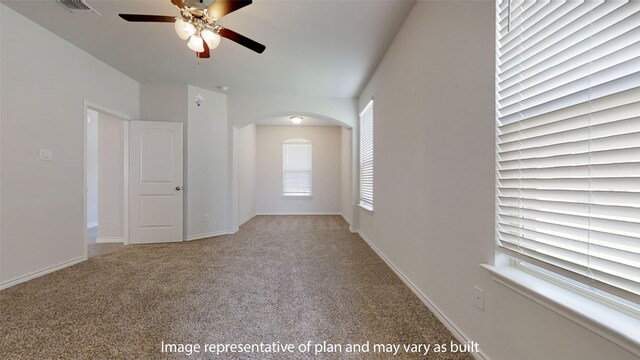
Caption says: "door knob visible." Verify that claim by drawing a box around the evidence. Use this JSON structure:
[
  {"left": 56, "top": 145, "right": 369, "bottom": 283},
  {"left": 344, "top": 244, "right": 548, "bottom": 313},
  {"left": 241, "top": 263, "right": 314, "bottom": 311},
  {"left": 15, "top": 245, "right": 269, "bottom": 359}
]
[{"left": 176, "top": 186, "right": 182, "bottom": 191}]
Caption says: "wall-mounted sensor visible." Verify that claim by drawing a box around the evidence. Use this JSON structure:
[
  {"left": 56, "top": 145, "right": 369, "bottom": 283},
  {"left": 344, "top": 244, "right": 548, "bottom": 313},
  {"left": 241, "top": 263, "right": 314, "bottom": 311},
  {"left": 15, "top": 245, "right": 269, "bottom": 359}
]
[{"left": 195, "top": 94, "right": 204, "bottom": 107}]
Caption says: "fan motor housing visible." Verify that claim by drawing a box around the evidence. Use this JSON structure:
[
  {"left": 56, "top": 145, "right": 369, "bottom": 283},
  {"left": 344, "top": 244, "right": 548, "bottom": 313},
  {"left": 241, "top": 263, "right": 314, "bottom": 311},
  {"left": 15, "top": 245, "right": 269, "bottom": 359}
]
[{"left": 185, "top": 0, "right": 215, "bottom": 9}]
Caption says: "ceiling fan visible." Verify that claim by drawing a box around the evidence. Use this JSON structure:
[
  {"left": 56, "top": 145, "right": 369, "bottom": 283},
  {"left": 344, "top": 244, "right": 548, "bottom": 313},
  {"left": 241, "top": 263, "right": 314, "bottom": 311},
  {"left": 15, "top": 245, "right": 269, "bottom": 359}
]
[{"left": 119, "top": 0, "right": 266, "bottom": 59}]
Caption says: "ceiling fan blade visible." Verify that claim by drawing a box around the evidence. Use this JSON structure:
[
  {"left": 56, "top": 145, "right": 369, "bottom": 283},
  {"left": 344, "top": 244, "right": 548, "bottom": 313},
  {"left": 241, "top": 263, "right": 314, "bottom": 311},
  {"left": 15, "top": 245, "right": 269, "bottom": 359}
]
[
  {"left": 218, "top": 27, "right": 265, "bottom": 54},
  {"left": 198, "top": 42, "right": 211, "bottom": 59},
  {"left": 171, "top": 0, "right": 185, "bottom": 9},
  {"left": 119, "top": 14, "right": 176, "bottom": 23},
  {"left": 207, "top": 0, "right": 252, "bottom": 19}
]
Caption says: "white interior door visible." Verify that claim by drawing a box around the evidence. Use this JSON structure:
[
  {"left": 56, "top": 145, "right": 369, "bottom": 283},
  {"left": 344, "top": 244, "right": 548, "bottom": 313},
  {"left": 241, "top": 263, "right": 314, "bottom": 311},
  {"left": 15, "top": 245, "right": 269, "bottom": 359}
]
[{"left": 130, "top": 121, "right": 183, "bottom": 244}]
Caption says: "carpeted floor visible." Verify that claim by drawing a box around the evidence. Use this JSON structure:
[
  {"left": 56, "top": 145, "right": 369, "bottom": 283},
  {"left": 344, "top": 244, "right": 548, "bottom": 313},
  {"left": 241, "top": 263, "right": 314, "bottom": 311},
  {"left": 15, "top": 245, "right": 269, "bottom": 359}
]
[
  {"left": 0, "top": 216, "right": 473, "bottom": 359},
  {"left": 87, "top": 225, "right": 124, "bottom": 258}
]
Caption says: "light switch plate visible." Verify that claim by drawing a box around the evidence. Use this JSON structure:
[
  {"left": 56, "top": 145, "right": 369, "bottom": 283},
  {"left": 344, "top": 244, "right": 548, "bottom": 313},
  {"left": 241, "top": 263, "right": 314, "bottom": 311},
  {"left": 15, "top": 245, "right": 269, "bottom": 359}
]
[{"left": 39, "top": 149, "right": 53, "bottom": 161}]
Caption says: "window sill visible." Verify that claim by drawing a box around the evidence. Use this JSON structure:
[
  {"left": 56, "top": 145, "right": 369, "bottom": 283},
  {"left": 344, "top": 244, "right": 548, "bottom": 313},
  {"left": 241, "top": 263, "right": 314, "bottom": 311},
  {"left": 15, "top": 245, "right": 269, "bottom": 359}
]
[
  {"left": 281, "top": 194, "right": 312, "bottom": 199},
  {"left": 358, "top": 203, "right": 374, "bottom": 213},
  {"left": 481, "top": 258, "right": 640, "bottom": 357}
]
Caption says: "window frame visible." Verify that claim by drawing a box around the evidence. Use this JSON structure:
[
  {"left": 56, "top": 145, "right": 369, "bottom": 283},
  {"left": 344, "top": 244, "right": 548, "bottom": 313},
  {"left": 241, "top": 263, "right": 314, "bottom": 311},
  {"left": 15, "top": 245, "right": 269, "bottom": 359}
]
[
  {"left": 494, "top": 0, "right": 640, "bottom": 303},
  {"left": 359, "top": 99, "right": 374, "bottom": 211},
  {"left": 282, "top": 139, "right": 312, "bottom": 197},
  {"left": 491, "top": 0, "right": 640, "bottom": 352}
]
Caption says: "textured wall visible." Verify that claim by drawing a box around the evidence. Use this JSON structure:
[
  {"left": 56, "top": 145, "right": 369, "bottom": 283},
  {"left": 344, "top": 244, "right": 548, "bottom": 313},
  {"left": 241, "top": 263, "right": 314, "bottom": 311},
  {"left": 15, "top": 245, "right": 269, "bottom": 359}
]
[
  {"left": 186, "top": 85, "right": 229, "bottom": 239},
  {"left": 236, "top": 124, "right": 257, "bottom": 225},
  {"left": 355, "top": 1, "right": 637, "bottom": 360},
  {"left": 256, "top": 125, "right": 341, "bottom": 215},
  {"left": 0, "top": 5, "right": 139, "bottom": 285}
]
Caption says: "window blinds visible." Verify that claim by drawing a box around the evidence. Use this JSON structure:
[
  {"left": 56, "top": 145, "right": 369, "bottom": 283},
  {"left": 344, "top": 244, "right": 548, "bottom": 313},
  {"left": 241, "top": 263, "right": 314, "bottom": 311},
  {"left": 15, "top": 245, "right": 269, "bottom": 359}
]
[
  {"left": 283, "top": 142, "right": 312, "bottom": 195},
  {"left": 496, "top": 0, "right": 640, "bottom": 298},
  {"left": 360, "top": 100, "right": 374, "bottom": 209}
]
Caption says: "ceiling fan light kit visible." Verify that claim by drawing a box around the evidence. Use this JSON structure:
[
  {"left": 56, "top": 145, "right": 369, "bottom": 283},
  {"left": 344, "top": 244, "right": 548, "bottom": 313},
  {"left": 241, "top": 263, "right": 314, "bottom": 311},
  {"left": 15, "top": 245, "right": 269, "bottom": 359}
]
[
  {"left": 201, "top": 29, "right": 221, "bottom": 49},
  {"left": 119, "top": 0, "right": 265, "bottom": 59},
  {"left": 187, "top": 34, "right": 205, "bottom": 53},
  {"left": 174, "top": 18, "right": 195, "bottom": 40}
]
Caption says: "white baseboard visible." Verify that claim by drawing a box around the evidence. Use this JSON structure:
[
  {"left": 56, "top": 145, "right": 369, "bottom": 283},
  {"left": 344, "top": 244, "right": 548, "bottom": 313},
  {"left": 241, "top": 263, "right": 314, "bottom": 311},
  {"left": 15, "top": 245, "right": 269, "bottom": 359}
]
[
  {"left": 0, "top": 256, "right": 85, "bottom": 291},
  {"left": 340, "top": 213, "right": 359, "bottom": 233},
  {"left": 239, "top": 214, "right": 256, "bottom": 227},
  {"left": 340, "top": 213, "right": 352, "bottom": 226},
  {"left": 96, "top": 236, "right": 124, "bottom": 244},
  {"left": 87, "top": 222, "right": 98, "bottom": 229},
  {"left": 184, "top": 229, "right": 236, "bottom": 241},
  {"left": 255, "top": 212, "right": 342, "bottom": 216},
  {"left": 357, "top": 231, "right": 490, "bottom": 360}
]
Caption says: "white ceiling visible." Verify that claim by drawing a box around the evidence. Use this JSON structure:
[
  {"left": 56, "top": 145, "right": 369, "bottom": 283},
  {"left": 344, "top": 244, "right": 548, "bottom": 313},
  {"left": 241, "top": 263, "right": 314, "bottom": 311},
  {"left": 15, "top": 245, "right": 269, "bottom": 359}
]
[{"left": 2, "top": 0, "right": 415, "bottom": 97}]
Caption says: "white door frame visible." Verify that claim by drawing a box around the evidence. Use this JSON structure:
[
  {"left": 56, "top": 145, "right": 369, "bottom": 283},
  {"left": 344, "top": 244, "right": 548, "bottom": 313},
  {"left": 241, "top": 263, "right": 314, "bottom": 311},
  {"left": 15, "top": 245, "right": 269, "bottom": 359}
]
[{"left": 83, "top": 100, "right": 132, "bottom": 260}]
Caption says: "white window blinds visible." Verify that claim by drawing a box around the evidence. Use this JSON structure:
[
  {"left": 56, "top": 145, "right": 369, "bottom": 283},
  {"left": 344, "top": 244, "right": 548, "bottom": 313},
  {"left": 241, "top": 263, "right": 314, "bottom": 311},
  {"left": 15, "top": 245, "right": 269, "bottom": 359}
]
[
  {"left": 496, "top": 0, "right": 640, "bottom": 298},
  {"left": 360, "top": 100, "right": 374, "bottom": 209},
  {"left": 283, "top": 141, "right": 312, "bottom": 196}
]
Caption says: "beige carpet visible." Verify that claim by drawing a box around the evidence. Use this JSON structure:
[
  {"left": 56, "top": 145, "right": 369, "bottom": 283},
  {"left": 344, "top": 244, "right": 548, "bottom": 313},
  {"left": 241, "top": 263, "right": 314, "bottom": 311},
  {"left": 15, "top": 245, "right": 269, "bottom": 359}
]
[
  {"left": 87, "top": 225, "right": 124, "bottom": 258},
  {"left": 0, "top": 216, "right": 473, "bottom": 359}
]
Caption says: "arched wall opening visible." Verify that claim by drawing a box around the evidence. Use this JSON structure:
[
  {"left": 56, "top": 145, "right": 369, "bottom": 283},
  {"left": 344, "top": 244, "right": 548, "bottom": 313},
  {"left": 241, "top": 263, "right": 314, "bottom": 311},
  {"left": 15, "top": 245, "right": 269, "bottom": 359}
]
[
  {"left": 233, "top": 110, "right": 356, "bottom": 231},
  {"left": 237, "top": 111, "right": 353, "bottom": 129},
  {"left": 227, "top": 94, "right": 358, "bottom": 129}
]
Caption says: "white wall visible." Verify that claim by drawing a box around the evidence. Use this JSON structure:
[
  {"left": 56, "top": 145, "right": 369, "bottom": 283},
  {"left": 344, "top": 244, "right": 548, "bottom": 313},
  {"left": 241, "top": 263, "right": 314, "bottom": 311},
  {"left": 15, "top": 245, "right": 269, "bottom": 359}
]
[
  {"left": 236, "top": 124, "right": 257, "bottom": 225},
  {"left": 0, "top": 5, "right": 139, "bottom": 287},
  {"left": 0, "top": 3, "right": 3, "bottom": 283},
  {"left": 256, "top": 125, "right": 341, "bottom": 215},
  {"left": 340, "top": 127, "right": 352, "bottom": 225},
  {"left": 86, "top": 110, "right": 99, "bottom": 228},
  {"left": 140, "top": 84, "right": 187, "bottom": 123},
  {"left": 355, "top": 2, "right": 637, "bottom": 360},
  {"left": 96, "top": 113, "right": 124, "bottom": 243},
  {"left": 186, "top": 85, "right": 230, "bottom": 240}
]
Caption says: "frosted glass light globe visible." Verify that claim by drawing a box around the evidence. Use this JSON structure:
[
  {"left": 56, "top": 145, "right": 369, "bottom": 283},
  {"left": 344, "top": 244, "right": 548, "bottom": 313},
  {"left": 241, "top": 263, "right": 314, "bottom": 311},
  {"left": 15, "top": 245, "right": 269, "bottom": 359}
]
[
  {"left": 174, "top": 18, "right": 195, "bottom": 40},
  {"left": 187, "top": 35, "right": 205, "bottom": 53},
  {"left": 201, "top": 29, "right": 221, "bottom": 49}
]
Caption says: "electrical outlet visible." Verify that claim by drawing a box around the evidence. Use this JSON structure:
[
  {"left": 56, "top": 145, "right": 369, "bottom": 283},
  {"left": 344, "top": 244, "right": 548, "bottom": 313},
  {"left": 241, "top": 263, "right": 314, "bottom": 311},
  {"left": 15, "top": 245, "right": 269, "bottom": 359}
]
[
  {"left": 204, "top": 214, "right": 210, "bottom": 223},
  {"left": 473, "top": 285, "right": 484, "bottom": 311}
]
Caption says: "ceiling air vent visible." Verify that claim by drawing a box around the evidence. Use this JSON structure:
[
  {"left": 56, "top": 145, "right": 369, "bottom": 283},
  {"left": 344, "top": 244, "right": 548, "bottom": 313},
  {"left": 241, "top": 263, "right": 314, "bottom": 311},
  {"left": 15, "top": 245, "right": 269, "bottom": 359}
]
[{"left": 58, "top": 0, "right": 99, "bottom": 14}]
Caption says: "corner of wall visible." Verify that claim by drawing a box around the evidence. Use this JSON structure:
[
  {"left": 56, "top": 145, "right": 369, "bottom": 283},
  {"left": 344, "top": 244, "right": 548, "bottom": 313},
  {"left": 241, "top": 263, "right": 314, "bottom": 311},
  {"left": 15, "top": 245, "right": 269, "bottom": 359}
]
[
  {"left": 184, "top": 85, "right": 231, "bottom": 240},
  {"left": 226, "top": 91, "right": 236, "bottom": 234},
  {"left": 236, "top": 123, "right": 257, "bottom": 227},
  {"left": 0, "top": 2, "right": 4, "bottom": 284}
]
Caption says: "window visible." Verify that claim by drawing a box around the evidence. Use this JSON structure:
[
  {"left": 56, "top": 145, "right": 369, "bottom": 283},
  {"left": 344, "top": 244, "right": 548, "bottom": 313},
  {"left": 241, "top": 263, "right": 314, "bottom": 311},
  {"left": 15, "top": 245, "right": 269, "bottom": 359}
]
[
  {"left": 282, "top": 140, "right": 312, "bottom": 196},
  {"left": 496, "top": 0, "right": 640, "bottom": 301},
  {"left": 360, "top": 100, "right": 374, "bottom": 210}
]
